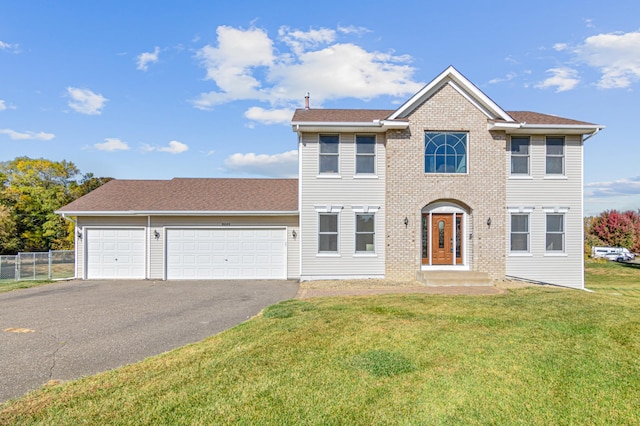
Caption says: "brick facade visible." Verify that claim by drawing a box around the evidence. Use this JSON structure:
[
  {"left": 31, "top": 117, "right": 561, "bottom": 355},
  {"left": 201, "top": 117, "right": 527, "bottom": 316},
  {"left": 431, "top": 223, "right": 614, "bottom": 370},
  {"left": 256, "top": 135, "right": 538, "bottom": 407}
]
[{"left": 385, "top": 84, "right": 507, "bottom": 280}]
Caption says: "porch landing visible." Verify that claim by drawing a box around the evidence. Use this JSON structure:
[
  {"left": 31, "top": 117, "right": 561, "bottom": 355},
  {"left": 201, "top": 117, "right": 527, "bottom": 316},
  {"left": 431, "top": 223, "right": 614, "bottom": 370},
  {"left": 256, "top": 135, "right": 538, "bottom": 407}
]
[{"left": 416, "top": 271, "right": 492, "bottom": 287}]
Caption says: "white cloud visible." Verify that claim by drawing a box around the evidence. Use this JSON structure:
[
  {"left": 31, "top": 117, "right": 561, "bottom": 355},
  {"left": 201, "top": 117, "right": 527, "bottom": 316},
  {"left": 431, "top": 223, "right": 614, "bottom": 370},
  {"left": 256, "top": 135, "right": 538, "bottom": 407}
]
[
  {"left": 192, "top": 25, "right": 423, "bottom": 115},
  {"left": 193, "top": 26, "right": 275, "bottom": 109},
  {"left": 158, "top": 140, "right": 189, "bottom": 154},
  {"left": 535, "top": 67, "right": 580, "bottom": 92},
  {"left": 244, "top": 107, "right": 293, "bottom": 125},
  {"left": 0, "top": 100, "right": 6, "bottom": 111},
  {"left": 143, "top": 140, "right": 189, "bottom": 154},
  {"left": 279, "top": 26, "right": 336, "bottom": 55},
  {"left": 575, "top": 30, "right": 640, "bottom": 89},
  {"left": 489, "top": 72, "right": 517, "bottom": 84},
  {"left": 585, "top": 176, "right": 640, "bottom": 198},
  {"left": 553, "top": 43, "right": 568, "bottom": 51},
  {"left": 0, "top": 40, "right": 18, "bottom": 52},
  {"left": 0, "top": 128, "right": 55, "bottom": 141},
  {"left": 94, "top": 138, "right": 130, "bottom": 151},
  {"left": 137, "top": 46, "right": 160, "bottom": 71},
  {"left": 67, "top": 87, "right": 108, "bottom": 115},
  {"left": 224, "top": 150, "right": 298, "bottom": 177}
]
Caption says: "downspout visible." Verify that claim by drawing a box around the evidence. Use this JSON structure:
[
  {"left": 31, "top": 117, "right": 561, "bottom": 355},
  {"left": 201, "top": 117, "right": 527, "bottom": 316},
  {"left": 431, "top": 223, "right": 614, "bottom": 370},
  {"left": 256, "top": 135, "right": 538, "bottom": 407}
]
[
  {"left": 147, "top": 215, "right": 151, "bottom": 280},
  {"left": 582, "top": 127, "right": 602, "bottom": 142}
]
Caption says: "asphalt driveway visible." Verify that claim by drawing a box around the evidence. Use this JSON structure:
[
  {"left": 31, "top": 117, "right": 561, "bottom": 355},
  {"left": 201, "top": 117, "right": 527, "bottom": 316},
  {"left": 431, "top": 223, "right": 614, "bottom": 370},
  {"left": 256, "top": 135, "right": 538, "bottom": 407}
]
[{"left": 0, "top": 279, "right": 299, "bottom": 403}]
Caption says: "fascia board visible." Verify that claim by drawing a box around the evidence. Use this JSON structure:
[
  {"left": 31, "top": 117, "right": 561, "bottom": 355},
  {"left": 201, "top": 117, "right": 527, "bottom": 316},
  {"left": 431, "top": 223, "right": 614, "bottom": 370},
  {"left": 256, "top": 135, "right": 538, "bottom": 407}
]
[
  {"left": 292, "top": 121, "right": 408, "bottom": 133},
  {"left": 388, "top": 66, "right": 513, "bottom": 122},
  {"left": 56, "top": 210, "right": 299, "bottom": 216},
  {"left": 491, "top": 122, "right": 605, "bottom": 135}
]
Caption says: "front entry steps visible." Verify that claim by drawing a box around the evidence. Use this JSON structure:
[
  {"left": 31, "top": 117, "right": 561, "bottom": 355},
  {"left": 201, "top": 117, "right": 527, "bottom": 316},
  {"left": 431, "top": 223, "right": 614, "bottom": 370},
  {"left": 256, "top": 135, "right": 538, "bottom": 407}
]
[{"left": 416, "top": 270, "right": 492, "bottom": 287}]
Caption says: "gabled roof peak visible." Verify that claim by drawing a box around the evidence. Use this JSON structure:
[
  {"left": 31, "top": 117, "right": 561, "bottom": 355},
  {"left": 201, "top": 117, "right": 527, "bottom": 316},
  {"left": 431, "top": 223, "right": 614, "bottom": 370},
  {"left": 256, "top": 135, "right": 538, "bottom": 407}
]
[{"left": 388, "top": 66, "right": 513, "bottom": 122}]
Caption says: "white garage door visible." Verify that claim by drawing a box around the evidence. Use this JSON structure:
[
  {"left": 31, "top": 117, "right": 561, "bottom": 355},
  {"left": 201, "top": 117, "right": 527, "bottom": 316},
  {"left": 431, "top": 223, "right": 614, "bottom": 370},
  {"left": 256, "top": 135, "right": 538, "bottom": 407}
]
[
  {"left": 86, "top": 228, "right": 146, "bottom": 279},
  {"left": 166, "top": 228, "right": 286, "bottom": 280}
]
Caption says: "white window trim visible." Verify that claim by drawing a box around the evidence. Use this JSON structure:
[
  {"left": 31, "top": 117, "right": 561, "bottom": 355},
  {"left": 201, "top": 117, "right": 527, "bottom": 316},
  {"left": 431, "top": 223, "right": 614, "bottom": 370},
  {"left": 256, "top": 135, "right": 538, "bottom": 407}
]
[
  {"left": 424, "top": 131, "right": 469, "bottom": 175},
  {"left": 509, "top": 212, "right": 531, "bottom": 254},
  {"left": 355, "top": 134, "right": 376, "bottom": 176},
  {"left": 545, "top": 136, "right": 565, "bottom": 176},
  {"left": 319, "top": 134, "right": 340, "bottom": 175},
  {"left": 354, "top": 210, "right": 377, "bottom": 254},
  {"left": 545, "top": 211, "right": 566, "bottom": 253},
  {"left": 510, "top": 136, "right": 530, "bottom": 176},
  {"left": 315, "top": 205, "right": 343, "bottom": 255}
]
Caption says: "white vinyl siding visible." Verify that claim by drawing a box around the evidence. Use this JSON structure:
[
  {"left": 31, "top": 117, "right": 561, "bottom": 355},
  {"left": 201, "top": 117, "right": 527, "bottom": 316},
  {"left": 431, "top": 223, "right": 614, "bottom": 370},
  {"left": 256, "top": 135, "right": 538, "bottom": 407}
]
[
  {"left": 506, "top": 135, "right": 583, "bottom": 288},
  {"left": 299, "top": 132, "right": 385, "bottom": 279}
]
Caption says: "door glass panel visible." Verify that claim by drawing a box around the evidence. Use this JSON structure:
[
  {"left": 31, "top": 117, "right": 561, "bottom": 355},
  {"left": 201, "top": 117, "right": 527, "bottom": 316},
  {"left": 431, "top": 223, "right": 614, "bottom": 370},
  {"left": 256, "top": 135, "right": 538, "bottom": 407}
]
[
  {"left": 422, "top": 215, "right": 428, "bottom": 259},
  {"left": 438, "top": 221, "right": 445, "bottom": 248},
  {"left": 456, "top": 215, "right": 461, "bottom": 258}
]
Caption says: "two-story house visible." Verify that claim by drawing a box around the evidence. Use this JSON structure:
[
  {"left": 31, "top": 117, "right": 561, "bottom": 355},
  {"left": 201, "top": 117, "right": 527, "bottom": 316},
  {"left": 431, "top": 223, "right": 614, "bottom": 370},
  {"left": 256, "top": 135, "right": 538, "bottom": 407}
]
[
  {"left": 58, "top": 66, "right": 602, "bottom": 289},
  {"left": 291, "top": 66, "right": 602, "bottom": 289}
]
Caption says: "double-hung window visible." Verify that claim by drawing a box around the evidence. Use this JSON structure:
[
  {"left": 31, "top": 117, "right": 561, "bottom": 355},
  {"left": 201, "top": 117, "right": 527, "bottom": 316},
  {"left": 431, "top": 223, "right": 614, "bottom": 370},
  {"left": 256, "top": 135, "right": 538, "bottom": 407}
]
[
  {"left": 425, "top": 132, "right": 468, "bottom": 174},
  {"left": 510, "top": 213, "right": 530, "bottom": 252},
  {"left": 318, "top": 213, "right": 338, "bottom": 253},
  {"left": 546, "top": 213, "right": 564, "bottom": 252},
  {"left": 510, "top": 136, "right": 530, "bottom": 175},
  {"left": 356, "top": 135, "right": 375, "bottom": 174},
  {"left": 319, "top": 134, "right": 339, "bottom": 174},
  {"left": 546, "top": 137, "right": 564, "bottom": 175},
  {"left": 355, "top": 213, "right": 375, "bottom": 253}
]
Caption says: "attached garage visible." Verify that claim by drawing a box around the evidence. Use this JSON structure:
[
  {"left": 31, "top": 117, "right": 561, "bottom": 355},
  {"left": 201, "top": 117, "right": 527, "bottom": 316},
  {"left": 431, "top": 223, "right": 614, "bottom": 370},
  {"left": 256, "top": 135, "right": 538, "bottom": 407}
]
[
  {"left": 56, "top": 178, "right": 300, "bottom": 281},
  {"left": 85, "top": 228, "right": 146, "bottom": 279},
  {"left": 166, "top": 228, "right": 286, "bottom": 279}
]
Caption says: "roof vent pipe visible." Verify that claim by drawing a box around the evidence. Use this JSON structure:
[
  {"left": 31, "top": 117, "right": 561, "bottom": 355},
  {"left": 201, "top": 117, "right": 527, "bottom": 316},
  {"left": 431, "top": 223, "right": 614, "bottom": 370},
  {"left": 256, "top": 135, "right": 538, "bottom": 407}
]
[{"left": 305, "top": 92, "right": 310, "bottom": 110}]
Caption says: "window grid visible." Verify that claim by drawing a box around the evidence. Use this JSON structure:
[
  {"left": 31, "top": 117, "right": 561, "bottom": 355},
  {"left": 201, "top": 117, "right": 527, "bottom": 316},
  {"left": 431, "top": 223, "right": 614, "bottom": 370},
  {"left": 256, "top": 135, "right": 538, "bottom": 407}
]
[
  {"left": 510, "top": 136, "right": 530, "bottom": 175},
  {"left": 546, "top": 137, "right": 565, "bottom": 175},
  {"left": 319, "top": 134, "right": 339, "bottom": 174},
  {"left": 424, "top": 132, "right": 468, "bottom": 174},
  {"left": 318, "top": 213, "right": 338, "bottom": 253},
  {"left": 546, "top": 213, "right": 565, "bottom": 252},
  {"left": 355, "top": 135, "right": 375, "bottom": 174},
  {"left": 510, "top": 213, "right": 530, "bottom": 252},
  {"left": 355, "top": 213, "right": 375, "bottom": 253}
]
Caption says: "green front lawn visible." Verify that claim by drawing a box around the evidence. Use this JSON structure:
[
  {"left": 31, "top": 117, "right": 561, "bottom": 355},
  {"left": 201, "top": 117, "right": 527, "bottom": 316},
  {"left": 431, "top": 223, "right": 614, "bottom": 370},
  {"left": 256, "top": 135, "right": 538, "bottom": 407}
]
[{"left": 1, "top": 261, "right": 639, "bottom": 425}]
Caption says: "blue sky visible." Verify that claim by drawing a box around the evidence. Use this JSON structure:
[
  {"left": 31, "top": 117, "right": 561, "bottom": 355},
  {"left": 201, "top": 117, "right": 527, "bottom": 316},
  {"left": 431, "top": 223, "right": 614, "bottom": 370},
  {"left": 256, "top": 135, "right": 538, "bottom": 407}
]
[{"left": 1, "top": 0, "right": 638, "bottom": 215}]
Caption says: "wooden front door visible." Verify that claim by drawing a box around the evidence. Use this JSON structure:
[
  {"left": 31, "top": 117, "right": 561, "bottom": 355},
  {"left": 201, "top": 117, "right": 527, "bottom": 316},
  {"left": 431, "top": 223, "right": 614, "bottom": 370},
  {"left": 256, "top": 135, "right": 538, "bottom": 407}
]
[
  {"left": 422, "top": 212, "right": 464, "bottom": 265},
  {"left": 431, "top": 214, "right": 454, "bottom": 265}
]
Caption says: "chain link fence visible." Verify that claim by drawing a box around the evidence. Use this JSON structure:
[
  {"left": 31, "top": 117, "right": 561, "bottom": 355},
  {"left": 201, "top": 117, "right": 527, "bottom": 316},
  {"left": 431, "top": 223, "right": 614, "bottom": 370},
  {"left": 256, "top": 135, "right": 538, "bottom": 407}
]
[{"left": 0, "top": 250, "right": 75, "bottom": 282}]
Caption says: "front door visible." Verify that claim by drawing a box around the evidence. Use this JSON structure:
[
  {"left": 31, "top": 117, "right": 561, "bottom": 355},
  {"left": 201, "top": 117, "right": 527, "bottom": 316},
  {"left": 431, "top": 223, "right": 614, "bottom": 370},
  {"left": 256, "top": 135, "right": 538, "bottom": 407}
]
[
  {"left": 431, "top": 214, "right": 453, "bottom": 265},
  {"left": 421, "top": 212, "right": 464, "bottom": 266}
]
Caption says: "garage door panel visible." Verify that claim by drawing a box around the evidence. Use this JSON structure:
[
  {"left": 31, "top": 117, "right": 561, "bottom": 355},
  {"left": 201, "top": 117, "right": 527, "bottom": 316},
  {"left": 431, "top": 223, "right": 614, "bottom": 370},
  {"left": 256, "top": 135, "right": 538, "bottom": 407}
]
[
  {"left": 166, "top": 228, "right": 286, "bottom": 279},
  {"left": 86, "top": 228, "right": 145, "bottom": 279}
]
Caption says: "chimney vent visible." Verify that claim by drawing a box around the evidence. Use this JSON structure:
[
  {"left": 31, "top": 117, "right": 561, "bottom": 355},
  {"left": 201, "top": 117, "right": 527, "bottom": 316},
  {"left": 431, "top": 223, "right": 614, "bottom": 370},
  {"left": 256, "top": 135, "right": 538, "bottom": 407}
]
[{"left": 304, "top": 92, "right": 310, "bottom": 110}]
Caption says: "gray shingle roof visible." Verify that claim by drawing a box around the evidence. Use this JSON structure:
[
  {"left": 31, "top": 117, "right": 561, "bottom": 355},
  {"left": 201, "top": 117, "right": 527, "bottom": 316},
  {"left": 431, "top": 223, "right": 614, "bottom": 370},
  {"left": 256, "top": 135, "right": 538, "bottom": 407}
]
[
  {"left": 291, "top": 108, "right": 595, "bottom": 126},
  {"left": 57, "top": 178, "right": 299, "bottom": 213}
]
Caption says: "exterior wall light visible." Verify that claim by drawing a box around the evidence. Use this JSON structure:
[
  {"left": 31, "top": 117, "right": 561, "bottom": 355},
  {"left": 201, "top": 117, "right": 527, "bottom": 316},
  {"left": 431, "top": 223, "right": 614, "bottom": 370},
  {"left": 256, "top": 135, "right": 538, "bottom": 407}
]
[
  {"left": 292, "top": 230, "right": 297, "bottom": 239},
  {"left": 77, "top": 230, "right": 82, "bottom": 240},
  {"left": 404, "top": 217, "right": 409, "bottom": 228},
  {"left": 153, "top": 230, "right": 161, "bottom": 240},
  {"left": 487, "top": 218, "right": 492, "bottom": 227}
]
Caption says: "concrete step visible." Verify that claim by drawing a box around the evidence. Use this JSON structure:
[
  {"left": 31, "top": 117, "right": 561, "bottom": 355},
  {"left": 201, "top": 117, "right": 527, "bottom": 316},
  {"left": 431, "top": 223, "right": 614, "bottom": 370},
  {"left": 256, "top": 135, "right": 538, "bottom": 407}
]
[{"left": 416, "top": 270, "right": 493, "bottom": 287}]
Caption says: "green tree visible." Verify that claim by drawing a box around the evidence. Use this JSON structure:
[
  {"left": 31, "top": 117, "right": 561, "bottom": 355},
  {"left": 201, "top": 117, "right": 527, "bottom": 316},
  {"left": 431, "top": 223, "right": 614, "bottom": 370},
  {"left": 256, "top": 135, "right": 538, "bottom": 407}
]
[{"left": 0, "top": 157, "right": 112, "bottom": 254}]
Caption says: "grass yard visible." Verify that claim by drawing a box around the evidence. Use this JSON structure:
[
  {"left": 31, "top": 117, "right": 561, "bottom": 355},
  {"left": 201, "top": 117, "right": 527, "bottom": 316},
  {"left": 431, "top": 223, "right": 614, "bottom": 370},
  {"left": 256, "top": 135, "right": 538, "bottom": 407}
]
[
  {"left": 0, "top": 280, "right": 55, "bottom": 294},
  {"left": 1, "top": 261, "right": 639, "bottom": 425}
]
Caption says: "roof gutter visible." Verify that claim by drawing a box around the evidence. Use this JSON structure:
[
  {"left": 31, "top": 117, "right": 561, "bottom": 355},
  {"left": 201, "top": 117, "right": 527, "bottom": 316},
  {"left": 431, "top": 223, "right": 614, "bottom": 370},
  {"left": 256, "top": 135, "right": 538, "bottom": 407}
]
[
  {"left": 54, "top": 210, "right": 300, "bottom": 217},
  {"left": 292, "top": 120, "right": 409, "bottom": 133},
  {"left": 489, "top": 121, "right": 605, "bottom": 135}
]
